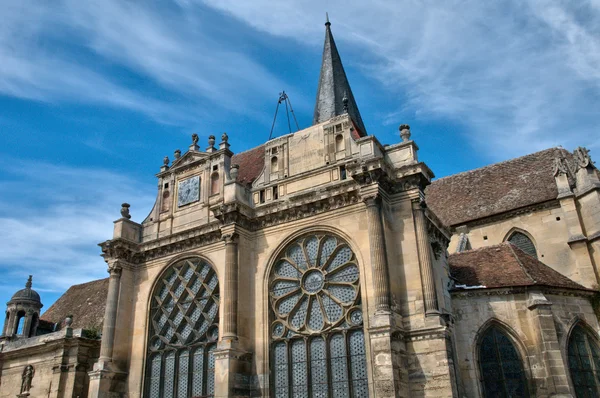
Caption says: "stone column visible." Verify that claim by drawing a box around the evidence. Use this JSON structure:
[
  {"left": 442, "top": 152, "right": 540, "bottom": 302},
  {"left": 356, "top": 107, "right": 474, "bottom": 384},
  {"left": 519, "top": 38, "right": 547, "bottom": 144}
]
[
  {"left": 22, "top": 310, "right": 33, "bottom": 337},
  {"left": 2, "top": 310, "right": 9, "bottom": 336},
  {"left": 363, "top": 194, "right": 391, "bottom": 313},
  {"left": 98, "top": 261, "right": 123, "bottom": 363},
  {"left": 412, "top": 200, "right": 438, "bottom": 314},
  {"left": 221, "top": 232, "right": 239, "bottom": 341}
]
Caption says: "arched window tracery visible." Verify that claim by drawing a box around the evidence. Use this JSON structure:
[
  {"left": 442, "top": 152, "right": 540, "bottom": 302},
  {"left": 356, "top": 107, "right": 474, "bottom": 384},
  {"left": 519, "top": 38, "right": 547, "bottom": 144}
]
[
  {"left": 506, "top": 231, "right": 537, "bottom": 259},
  {"left": 478, "top": 324, "right": 529, "bottom": 397},
  {"left": 568, "top": 324, "right": 600, "bottom": 397},
  {"left": 269, "top": 233, "right": 369, "bottom": 398},
  {"left": 144, "top": 258, "right": 219, "bottom": 398}
]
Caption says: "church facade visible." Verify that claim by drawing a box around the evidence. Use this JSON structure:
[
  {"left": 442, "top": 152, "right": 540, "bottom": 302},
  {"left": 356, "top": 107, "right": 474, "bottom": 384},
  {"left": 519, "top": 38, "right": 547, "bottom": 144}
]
[{"left": 1, "top": 21, "right": 600, "bottom": 398}]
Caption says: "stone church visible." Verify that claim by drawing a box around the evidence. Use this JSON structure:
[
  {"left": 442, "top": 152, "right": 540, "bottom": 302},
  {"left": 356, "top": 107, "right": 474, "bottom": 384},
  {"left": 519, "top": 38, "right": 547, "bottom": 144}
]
[{"left": 1, "top": 20, "right": 600, "bottom": 398}]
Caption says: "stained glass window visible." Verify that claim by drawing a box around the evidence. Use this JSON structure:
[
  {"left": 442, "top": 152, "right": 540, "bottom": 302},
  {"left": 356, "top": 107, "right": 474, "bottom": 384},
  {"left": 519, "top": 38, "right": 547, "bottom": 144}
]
[
  {"left": 478, "top": 325, "right": 529, "bottom": 397},
  {"left": 507, "top": 231, "right": 537, "bottom": 259},
  {"left": 269, "top": 234, "right": 369, "bottom": 398},
  {"left": 144, "top": 257, "right": 219, "bottom": 398},
  {"left": 568, "top": 325, "right": 600, "bottom": 398}
]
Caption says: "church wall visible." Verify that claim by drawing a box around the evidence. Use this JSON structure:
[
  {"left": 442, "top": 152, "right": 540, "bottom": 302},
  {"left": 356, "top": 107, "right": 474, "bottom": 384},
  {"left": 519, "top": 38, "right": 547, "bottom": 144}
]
[
  {"left": 452, "top": 289, "right": 598, "bottom": 397},
  {"left": 447, "top": 205, "right": 586, "bottom": 284},
  {"left": 0, "top": 330, "right": 99, "bottom": 398}
]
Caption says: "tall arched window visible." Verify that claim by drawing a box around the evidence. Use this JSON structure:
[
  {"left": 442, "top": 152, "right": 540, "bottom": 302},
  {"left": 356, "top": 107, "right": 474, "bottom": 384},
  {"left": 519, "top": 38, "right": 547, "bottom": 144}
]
[
  {"left": 144, "top": 258, "right": 219, "bottom": 398},
  {"left": 269, "top": 233, "right": 369, "bottom": 398},
  {"left": 478, "top": 325, "right": 529, "bottom": 397},
  {"left": 507, "top": 231, "right": 537, "bottom": 259},
  {"left": 568, "top": 324, "right": 600, "bottom": 397}
]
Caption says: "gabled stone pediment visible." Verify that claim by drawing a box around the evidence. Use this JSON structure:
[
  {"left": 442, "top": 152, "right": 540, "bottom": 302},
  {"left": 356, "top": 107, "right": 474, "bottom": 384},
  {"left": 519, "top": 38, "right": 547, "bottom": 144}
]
[{"left": 160, "top": 150, "right": 209, "bottom": 176}]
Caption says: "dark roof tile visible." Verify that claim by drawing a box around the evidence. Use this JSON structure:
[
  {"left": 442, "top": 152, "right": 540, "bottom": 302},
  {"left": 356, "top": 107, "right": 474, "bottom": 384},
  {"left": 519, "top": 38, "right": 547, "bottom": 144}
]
[
  {"left": 231, "top": 145, "right": 265, "bottom": 186},
  {"left": 449, "top": 243, "right": 586, "bottom": 291},
  {"left": 41, "top": 278, "right": 109, "bottom": 331},
  {"left": 426, "top": 148, "right": 571, "bottom": 227}
]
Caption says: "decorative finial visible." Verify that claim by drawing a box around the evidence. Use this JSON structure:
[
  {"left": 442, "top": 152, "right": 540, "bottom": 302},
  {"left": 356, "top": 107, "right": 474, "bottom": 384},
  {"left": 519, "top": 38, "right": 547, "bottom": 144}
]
[
  {"left": 191, "top": 133, "right": 199, "bottom": 146},
  {"left": 574, "top": 147, "right": 593, "bottom": 170},
  {"left": 208, "top": 135, "right": 216, "bottom": 148},
  {"left": 230, "top": 164, "right": 240, "bottom": 181},
  {"left": 25, "top": 275, "right": 32, "bottom": 289},
  {"left": 221, "top": 132, "right": 229, "bottom": 143},
  {"left": 120, "top": 203, "right": 131, "bottom": 219},
  {"left": 399, "top": 124, "right": 411, "bottom": 142},
  {"left": 325, "top": 12, "right": 330, "bottom": 26},
  {"left": 163, "top": 156, "right": 169, "bottom": 166},
  {"left": 342, "top": 92, "right": 349, "bottom": 113},
  {"left": 65, "top": 315, "right": 73, "bottom": 327},
  {"left": 174, "top": 149, "right": 181, "bottom": 159}
]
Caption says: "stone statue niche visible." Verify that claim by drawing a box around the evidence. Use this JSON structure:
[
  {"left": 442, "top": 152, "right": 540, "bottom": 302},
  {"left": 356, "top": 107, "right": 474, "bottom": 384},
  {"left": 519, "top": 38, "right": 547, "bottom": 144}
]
[{"left": 19, "top": 365, "right": 34, "bottom": 396}]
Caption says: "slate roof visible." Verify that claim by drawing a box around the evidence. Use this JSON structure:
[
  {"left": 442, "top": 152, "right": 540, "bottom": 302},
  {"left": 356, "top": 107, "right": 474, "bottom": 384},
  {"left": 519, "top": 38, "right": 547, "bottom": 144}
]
[
  {"left": 41, "top": 278, "right": 109, "bottom": 331},
  {"left": 449, "top": 243, "right": 586, "bottom": 291},
  {"left": 231, "top": 145, "right": 265, "bottom": 186},
  {"left": 426, "top": 147, "right": 571, "bottom": 227}
]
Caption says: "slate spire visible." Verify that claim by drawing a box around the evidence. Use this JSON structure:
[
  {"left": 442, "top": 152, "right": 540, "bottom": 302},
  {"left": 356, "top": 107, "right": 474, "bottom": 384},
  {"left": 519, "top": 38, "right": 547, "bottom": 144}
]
[{"left": 313, "top": 17, "right": 367, "bottom": 135}]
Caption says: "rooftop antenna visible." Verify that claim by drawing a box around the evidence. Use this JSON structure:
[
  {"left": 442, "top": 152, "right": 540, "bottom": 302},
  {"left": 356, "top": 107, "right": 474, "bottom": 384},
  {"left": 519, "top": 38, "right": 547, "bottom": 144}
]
[{"left": 269, "top": 90, "right": 300, "bottom": 140}]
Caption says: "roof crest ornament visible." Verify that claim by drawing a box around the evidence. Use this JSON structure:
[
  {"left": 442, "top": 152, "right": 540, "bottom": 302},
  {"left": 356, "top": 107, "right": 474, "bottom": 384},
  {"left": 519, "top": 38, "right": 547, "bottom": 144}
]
[
  {"left": 574, "top": 147, "right": 594, "bottom": 170},
  {"left": 552, "top": 155, "right": 572, "bottom": 177},
  {"left": 25, "top": 275, "right": 32, "bottom": 289}
]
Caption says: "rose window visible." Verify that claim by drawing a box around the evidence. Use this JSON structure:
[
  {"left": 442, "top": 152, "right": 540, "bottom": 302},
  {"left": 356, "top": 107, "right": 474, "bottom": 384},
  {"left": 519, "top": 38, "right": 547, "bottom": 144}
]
[{"left": 269, "top": 234, "right": 368, "bottom": 398}]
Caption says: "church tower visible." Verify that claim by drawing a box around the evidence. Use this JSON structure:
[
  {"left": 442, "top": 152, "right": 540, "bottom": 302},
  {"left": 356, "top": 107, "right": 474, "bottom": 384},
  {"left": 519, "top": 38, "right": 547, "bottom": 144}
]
[
  {"left": 2, "top": 276, "right": 43, "bottom": 339},
  {"left": 313, "top": 17, "right": 367, "bottom": 135}
]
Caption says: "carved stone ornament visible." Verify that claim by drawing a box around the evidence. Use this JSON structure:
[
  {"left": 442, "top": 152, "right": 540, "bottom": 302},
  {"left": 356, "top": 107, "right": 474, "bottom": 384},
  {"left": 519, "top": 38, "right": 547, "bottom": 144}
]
[
  {"left": 191, "top": 133, "right": 199, "bottom": 145},
  {"left": 208, "top": 135, "right": 216, "bottom": 147},
  {"left": 20, "top": 365, "right": 34, "bottom": 394},
  {"left": 230, "top": 164, "right": 239, "bottom": 180},
  {"left": 221, "top": 132, "right": 229, "bottom": 143},
  {"left": 221, "top": 232, "right": 239, "bottom": 245},
  {"left": 174, "top": 149, "right": 181, "bottom": 159},
  {"left": 552, "top": 156, "right": 571, "bottom": 177},
  {"left": 163, "top": 156, "right": 169, "bottom": 166},
  {"left": 574, "top": 146, "right": 593, "bottom": 170},
  {"left": 120, "top": 203, "right": 131, "bottom": 219},
  {"left": 399, "top": 124, "right": 411, "bottom": 142}
]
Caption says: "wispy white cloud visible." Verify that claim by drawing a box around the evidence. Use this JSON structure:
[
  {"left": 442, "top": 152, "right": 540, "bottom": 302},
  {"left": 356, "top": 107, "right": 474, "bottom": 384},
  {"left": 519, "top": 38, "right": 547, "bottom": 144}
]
[
  {"left": 201, "top": 0, "right": 600, "bottom": 159},
  {"left": 0, "top": 0, "right": 288, "bottom": 125},
  {"left": 0, "top": 160, "right": 154, "bottom": 294}
]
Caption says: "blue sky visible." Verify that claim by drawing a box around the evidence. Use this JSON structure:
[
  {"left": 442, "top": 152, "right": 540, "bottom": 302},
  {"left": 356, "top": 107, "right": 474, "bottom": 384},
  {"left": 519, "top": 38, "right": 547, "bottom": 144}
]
[{"left": 1, "top": 0, "right": 599, "bottom": 314}]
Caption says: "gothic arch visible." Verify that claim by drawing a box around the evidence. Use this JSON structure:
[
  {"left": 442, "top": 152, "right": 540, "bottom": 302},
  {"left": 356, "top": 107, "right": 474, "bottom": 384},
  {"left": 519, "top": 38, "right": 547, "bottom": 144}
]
[
  {"left": 143, "top": 256, "right": 220, "bottom": 398},
  {"left": 503, "top": 227, "right": 538, "bottom": 258},
  {"left": 262, "top": 226, "right": 371, "bottom": 397},
  {"left": 474, "top": 318, "right": 533, "bottom": 397},
  {"left": 564, "top": 318, "right": 600, "bottom": 397}
]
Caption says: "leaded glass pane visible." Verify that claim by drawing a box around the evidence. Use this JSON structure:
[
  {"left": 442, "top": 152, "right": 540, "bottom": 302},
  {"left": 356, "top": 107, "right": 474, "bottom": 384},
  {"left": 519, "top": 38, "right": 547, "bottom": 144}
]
[
  {"left": 191, "top": 347, "right": 205, "bottom": 397},
  {"left": 508, "top": 232, "right": 537, "bottom": 259},
  {"left": 144, "top": 257, "right": 219, "bottom": 398},
  {"left": 274, "top": 342, "right": 289, "bottom": 397},
  {"left": 349, "top": 331, "right": 368, "bottom": 398},
  {"left": 330, "top": 334, "right": 350, "bottom": 398},
  {"left": 148, "top": 354, "right": 161, "bottom": 398},
  {"left": 178, "top": 350, "right": 189, "bottom": 397},
  {"left": 291, "top": 340, "right": 309, "bottom": 398},
  {"left": 207, "top": 345, "right": 216, "bottom": 396},
  {"left": 269, "top": 234, "right": 368, "bottom": 398},
  {"left": 568, "top": 325, "right": 600, "bottom": 398},
  {"left": 164, "top": 352, "right": 175, "bottom": 398},
  {"left": 311, "top": 337, "right": 329, "bottom": 398},
  {"left": 479, "top": 326, "right": 528, "bottom": 398}
]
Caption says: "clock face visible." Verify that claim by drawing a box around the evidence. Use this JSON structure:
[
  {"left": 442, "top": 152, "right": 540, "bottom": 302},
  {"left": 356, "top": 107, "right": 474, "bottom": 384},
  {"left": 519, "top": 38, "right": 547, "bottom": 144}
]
[{"left": 177, "top": 176, "right": 200, "bottom": 207}]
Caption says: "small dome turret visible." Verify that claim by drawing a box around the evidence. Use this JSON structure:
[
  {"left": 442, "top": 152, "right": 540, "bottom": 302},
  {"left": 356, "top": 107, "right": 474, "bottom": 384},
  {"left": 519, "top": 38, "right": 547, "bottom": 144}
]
[
  {"left": 2, "top": 275, "right": 43, "bottom": 338},
  {"left": 8, "top": 275, "right": 41, "bottom": 305}
]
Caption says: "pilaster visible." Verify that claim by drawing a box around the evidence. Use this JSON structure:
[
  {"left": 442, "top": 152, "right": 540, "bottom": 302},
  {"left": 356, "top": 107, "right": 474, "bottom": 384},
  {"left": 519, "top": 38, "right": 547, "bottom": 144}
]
[
  {"left": 412, "top": 200, "right": 439, "bottom": 315},
  {"left": 527, "top": 291, "right": 573, "bottom": 396}
]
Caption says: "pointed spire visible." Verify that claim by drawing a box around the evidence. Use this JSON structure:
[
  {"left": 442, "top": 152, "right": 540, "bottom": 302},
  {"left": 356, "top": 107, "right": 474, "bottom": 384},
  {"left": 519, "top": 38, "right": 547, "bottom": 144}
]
[
  {"left": 25, "top": 275, "right": 32, "bottom": 289},
  {"left": 313, "top": 17, "right": 367, "bottom": 135}
]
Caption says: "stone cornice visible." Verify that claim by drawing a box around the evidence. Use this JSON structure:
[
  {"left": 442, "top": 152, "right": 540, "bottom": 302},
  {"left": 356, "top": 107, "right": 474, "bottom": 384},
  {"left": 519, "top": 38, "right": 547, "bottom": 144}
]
[{"left": 451, "top": 285, "right": 595, "bottom": 298}]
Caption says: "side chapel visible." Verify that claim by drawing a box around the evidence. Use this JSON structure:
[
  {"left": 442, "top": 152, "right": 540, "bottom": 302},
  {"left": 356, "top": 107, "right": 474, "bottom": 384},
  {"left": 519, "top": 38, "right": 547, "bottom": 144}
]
[{"left": 1, "top": 19, "right": 600, "bottom": 398}]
